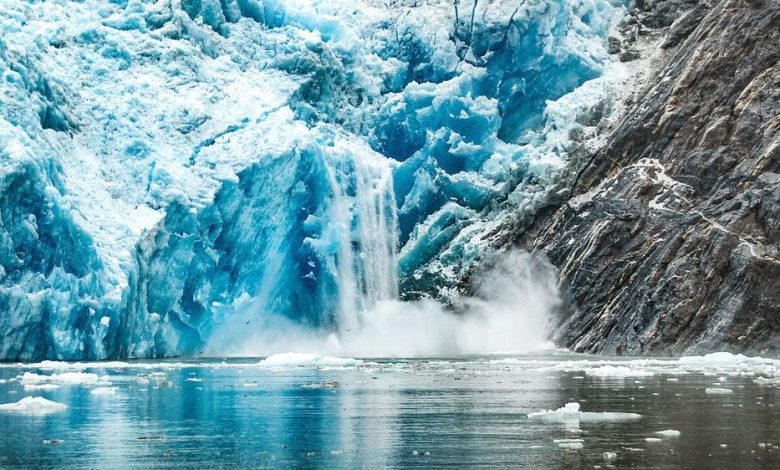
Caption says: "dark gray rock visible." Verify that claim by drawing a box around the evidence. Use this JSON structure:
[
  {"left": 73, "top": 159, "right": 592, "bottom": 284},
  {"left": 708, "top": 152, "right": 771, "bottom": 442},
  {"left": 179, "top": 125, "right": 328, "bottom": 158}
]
[{"left": 509, "top": 0, "right": 780, "bottom": 356}]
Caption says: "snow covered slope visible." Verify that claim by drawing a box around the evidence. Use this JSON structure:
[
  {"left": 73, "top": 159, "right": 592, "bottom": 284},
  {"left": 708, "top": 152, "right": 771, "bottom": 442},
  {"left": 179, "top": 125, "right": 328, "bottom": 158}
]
[{"left": 0, "top": 0, "right": 630, "bottom": 360}]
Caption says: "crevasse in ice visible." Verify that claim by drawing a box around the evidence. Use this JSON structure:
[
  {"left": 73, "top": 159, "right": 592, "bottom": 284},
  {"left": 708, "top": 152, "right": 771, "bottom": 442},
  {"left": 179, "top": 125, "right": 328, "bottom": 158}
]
[{"left": 0, "top": 0, "right": 629, "bottom": 360}]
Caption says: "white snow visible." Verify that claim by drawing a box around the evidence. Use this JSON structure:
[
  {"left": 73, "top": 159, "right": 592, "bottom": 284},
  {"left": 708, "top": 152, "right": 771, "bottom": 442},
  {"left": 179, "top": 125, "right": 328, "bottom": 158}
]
[
  {"left": 655, "top": 430, "right": 681, "bottom": 437},
  {"left": 0, "top": 396, "right": 67, "bottom": 414}
]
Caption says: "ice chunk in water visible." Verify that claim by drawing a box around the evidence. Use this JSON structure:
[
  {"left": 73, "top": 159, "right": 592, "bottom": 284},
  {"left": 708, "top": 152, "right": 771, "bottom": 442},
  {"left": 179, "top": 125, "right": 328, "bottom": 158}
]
[
  {"left": 528, "top": 402, "right": 642, "bottom": 427},
  {"left": 554, "top": 439, "right": 584, "bottom": 450},
  {"left": 0, "top": 397, "right": 67, "bottom": 414},
  {"left": 586, "top": 366, "right": 654, "bottom": 378},
  {"left": 705, "top": 387, "right": 734, "bottom": 395},
  {"left": 655, "top": 430, "right": 681, "bottom": 437},
  {"left": 258, "top": 353, "right": 362, "bottom": 368},
  {"left": 20, "top": 372, "right": 99, "bottom": 385}
]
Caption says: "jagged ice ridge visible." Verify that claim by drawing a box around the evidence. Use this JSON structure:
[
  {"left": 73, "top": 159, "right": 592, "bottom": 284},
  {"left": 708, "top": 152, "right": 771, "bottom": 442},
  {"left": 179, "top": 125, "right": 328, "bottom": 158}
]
[{"left": 0, "top": 0, "right": 630, "bottom": 360}]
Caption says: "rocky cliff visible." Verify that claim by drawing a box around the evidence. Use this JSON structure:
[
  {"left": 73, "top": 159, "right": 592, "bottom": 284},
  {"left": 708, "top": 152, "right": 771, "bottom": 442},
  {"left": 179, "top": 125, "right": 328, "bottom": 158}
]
[{"left": 511, "top": 0, "right": 780, "bottom": 355}]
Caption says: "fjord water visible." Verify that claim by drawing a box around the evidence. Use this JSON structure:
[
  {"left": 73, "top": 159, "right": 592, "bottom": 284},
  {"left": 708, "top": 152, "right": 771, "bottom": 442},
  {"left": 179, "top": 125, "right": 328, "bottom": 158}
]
[{"left": 1, "top": 354, "right": 779, "bottom": 469}]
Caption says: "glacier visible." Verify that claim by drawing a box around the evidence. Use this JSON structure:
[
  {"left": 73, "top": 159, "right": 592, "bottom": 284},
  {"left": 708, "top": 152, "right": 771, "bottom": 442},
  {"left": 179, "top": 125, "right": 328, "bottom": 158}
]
[{"left": 0, "top": 0, "right": 631, "bottom": 360}]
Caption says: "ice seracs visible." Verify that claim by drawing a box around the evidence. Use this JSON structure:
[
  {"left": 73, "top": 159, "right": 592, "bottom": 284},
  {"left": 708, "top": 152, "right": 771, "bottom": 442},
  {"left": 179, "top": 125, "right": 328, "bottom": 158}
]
[{"left": 0, "top": 0, "right": 631, "bottom": 360}]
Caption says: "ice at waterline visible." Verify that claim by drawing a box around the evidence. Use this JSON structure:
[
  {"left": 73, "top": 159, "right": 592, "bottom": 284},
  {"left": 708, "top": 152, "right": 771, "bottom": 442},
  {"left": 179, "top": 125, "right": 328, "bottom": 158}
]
[{"left": 206, "top": 250, "right": 560, "bottom": 358}]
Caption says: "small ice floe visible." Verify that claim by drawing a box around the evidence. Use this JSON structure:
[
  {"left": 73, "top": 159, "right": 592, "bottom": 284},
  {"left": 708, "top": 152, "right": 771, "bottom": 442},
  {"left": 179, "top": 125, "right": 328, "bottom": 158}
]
[
  {"left": 720, "top": 444, "right": 728, "bottom": 448},
  {"left": 705, "top": 387, "right": 734, "bottom": 395},
  {"left": 586, "top": 366, "right": 654, "bottom": 378},
  {"left": 753, "top": 377, "right": 780, "bottom": 385},
  {"left": 645, "top": 438, "right": 663, "bottom": 443},
  {"left": 23, "top": 383, "right": 60, "bottom": 391},
  {"left": 257, "top": 353, "right": 363, "bottom": 369},
  {"left": 0, "top": 397, "right": 67, "bottom": 414},
  {"left": 20, "top": 372, "right": 99, "bottom": 385},
  {"left": 487, "top": 358, "right": 523, "bottom": 365},
  {"left": 655, "top": 430, "right": 681, "bottom": 437},
  {"left": 301, "top": 380, "right": 340, "bottom": 389},
  {"left": 90, "top": 387, "right": 117, "bottom": 396},
  {"left": 554, "top": 439, "right": 584, "bottom": 450},
  {"left": 42, "top": 439, "right": 63, "bottom": 445},
  {"left": 186, "top": 377, "right": 204, "bottom": 382},
  {"left": 603, "top": 451, "right": 617, "bottom": 462},
  {"left": 528, "top": 402, "right": 642, "bottom": 429},
  {"left": 411, "top": 450, "right": 430, "bottom": 456}
]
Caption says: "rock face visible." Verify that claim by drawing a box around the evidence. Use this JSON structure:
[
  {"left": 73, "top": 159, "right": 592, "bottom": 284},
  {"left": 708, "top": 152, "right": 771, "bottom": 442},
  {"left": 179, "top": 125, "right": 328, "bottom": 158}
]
[{"left": 514, "top": 0, "right": 780, "bottom": 355}]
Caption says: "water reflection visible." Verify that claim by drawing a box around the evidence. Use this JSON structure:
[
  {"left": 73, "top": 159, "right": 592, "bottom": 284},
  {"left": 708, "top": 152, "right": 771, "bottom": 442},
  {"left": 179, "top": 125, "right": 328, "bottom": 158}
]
[{"left": 0, "top": 358, "right": 778, "bottom": 468}]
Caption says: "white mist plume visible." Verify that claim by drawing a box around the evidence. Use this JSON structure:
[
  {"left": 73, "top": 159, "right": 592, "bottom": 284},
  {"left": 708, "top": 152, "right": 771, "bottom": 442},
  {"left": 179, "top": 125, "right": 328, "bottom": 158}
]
[{"left": 212, "top": 250, "right": 560, "bottom": 358}]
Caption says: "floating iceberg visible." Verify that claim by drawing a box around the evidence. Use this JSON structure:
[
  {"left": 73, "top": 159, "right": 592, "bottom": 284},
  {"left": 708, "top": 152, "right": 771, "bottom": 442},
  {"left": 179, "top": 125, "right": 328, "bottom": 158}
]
[
  {"left": 20, "top": 372, "right": 99, "bottom": 385},
  {"left": 554, "top": 438, "right": 584, "bottom": 450},
  {"left": 704, "top": 387, "right": 734, "bottom": 395},
  {"left": 586, "top": 366, "right": 655, "bottom": 378},
  {"left": 0, "top": 396, "right": 68, "bottom": 414},
  {"left": 528, "top": 402, "right": 642, "bottom": 426},
  {"left": 257, "top": 352, "right": 362, "bottom": 368},
  {"left": 23, "top": 383, "right": 61, "bottom": 391}
]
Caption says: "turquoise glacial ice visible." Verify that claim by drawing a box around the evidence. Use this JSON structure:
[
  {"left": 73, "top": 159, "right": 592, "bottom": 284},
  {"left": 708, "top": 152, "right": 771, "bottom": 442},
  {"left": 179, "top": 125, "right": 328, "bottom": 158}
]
[{"left": 0, "top": 0, "right": 629, "bottom": 359}]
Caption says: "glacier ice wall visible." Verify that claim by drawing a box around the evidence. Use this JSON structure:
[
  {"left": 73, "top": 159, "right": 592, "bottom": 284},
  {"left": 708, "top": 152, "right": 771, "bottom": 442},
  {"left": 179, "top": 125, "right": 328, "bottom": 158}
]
[{"left": 0, "top": 0, "right": 630, "bottom": 360}]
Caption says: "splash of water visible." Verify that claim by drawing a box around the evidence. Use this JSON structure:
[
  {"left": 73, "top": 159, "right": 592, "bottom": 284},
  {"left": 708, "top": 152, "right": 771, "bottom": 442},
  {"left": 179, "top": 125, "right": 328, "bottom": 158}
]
[{"left": 222, "top": 249, "right": 559, "bottom": 358}]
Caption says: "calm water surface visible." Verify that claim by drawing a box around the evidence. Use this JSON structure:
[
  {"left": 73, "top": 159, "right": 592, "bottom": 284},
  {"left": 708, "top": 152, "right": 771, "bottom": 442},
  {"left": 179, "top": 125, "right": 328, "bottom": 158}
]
[{"left": 0, "top": 353, "right": 778, "bottom": 468}]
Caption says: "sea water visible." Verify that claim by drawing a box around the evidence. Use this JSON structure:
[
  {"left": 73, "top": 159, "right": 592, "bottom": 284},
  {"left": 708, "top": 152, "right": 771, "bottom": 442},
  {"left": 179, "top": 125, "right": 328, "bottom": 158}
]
[{"left": 0, "top": 352, "right": 778, "bottom": 468}]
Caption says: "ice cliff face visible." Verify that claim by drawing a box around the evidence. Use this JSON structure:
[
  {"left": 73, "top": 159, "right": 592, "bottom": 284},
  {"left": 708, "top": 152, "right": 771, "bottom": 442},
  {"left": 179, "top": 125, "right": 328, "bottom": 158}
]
[
  {"left": 511, "top": 0, "right": 780, "bottom": 356},
  {"left": 0, "top": 0, "right": 630, "bottom": 360}
]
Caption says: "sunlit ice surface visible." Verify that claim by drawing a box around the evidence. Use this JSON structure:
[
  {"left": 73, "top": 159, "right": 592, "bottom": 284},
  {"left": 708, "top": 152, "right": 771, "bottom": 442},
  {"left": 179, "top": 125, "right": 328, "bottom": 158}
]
[{"left": 1, "top": 352, "right": 779, "bottom": 468}]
